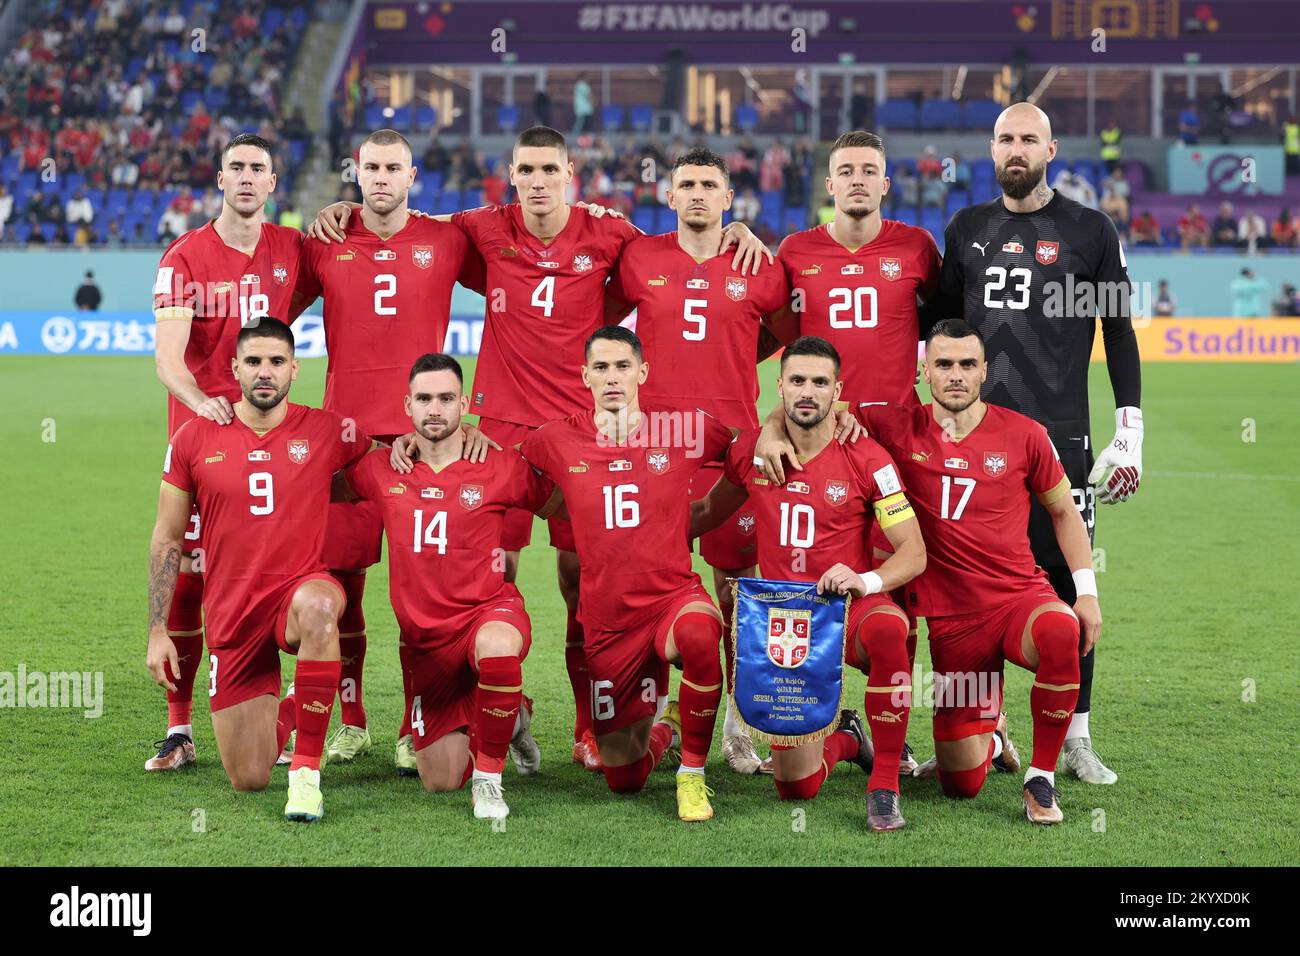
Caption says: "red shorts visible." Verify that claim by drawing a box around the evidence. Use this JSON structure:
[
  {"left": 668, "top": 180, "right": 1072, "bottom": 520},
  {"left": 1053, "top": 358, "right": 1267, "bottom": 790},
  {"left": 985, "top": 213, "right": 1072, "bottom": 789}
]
[
  {"left": 925, "top": 588, "right": 1060, "bottom": 742},
  {"left": 403, "top": 595, "right": 533, "bottom": 751},
  {"left": 322, "top": 498, "right": 383, "bottom": 571},
  {"left": 689, "top": 463, "right": 758, "bottom": 571},
  {"left": 585, "top": 585, "right": 715, "bottom": 736},
  {"left": 478, "top": 417, "right": 574, "bottom": 552},
  {"left": 206, "top": 571, "right": 343, "bottom": 713}
]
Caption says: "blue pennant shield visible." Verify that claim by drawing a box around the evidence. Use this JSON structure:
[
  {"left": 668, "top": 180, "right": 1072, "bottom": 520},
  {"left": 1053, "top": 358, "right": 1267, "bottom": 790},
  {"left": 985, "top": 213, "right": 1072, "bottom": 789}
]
[{"left": 729, "top": 577, "right": 848, "bottom": 745}]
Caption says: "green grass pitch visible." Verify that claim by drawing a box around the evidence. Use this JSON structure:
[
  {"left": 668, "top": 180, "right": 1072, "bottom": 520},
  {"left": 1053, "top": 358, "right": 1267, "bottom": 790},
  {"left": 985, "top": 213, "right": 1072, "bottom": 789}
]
[{"left": 1, "top": 356, "right": 1297, "bottom": 866}]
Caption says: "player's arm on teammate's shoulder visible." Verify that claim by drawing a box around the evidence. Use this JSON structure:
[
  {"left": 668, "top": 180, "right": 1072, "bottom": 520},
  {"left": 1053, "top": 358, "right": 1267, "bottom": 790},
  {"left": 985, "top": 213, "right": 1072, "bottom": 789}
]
[
  {"left": 307, "top": 200, "right": 455, "bottom": 242},
  {"left": 147, "top": 459, "right": 193, "bottom": 691},
  {"left": 153, "top": 317, "right": 231, "bottom": 424},
  {"left": 690, "top": 474, "right": 749, "bottom": 539},
  {"left": 720, "top": 219, "right": 775, "bottom": 276}
]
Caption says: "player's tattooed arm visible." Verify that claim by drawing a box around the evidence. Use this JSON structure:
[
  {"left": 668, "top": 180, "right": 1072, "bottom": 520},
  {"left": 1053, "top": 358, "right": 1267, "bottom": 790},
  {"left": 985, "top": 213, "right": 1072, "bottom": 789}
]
[
  {"left": 146, "top": 487, "right": 190, "bottom": 692},
  {"left": 1042, "top": 491, "right": 1103, "bottom": 654},
  {"left": 720, "top": 221, "right": 775, "bottom": 276},
  {"left": 689, "top": 476, "right": 749, "bottom": 539}
]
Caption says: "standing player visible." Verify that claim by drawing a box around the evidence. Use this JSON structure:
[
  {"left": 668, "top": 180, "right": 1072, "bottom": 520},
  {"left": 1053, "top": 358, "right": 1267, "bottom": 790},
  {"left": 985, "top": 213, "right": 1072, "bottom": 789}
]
[
  {"left": 290, "top": 128, "right": 488, "bottom": 773},
  {"left": 147, "top": 133, "right": 304, "bottom": 771},
  {"left": 690, "top": 337, "right": 926, "bottom": 831},
  {"left": 146, "top": 318, "right": 373, "bottom": 821},
  {"left": 317, "top": 126, "right": 771, "bottom": 772},
  {"left": 859, "top": 320, "right": 1101, "bottom": 824},
  {"left": 335, "top": 354, "right": 550, "bottom": 820},
  {"left": 924, "top": 103, "right": 1142, "bottom": 784},
  {"left": 603, "top": 146, "right": 789, "bottom": 774},
  {"left": 519, "top": 326, "right": 732, "bottom": 823}
]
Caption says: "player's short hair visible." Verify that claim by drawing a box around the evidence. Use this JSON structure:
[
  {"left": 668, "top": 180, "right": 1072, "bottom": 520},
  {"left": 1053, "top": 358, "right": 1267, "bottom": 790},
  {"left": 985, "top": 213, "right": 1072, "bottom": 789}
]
[
  {"left": 408, "top": 352, "right": 463, "bottom": 387},
  {"left": 828, "top": 130, "right": 886, "bottom": 170},
  {"left": 585, "top": 325, "right": 643, "bottom": 361},
  {"left": 221, "top": 133, "right": 274, "bottom": 168},
  {"left": 780, "top": 335, "right": 841, "bottom": 376},
  {"left": 237, "top": 316, "right": 295, "bottom": 352},
  {"left": 514, "top": 126, "right": 568, "bottom": 161},
  {"left": 670, "top": 147, "right": 729, "bottom": 185},
  {"left": 926, "top": 318, "right": 985, "bottom": 353},
  {"left": 359, "top": 128, "right": 413, "bottom": 161}
]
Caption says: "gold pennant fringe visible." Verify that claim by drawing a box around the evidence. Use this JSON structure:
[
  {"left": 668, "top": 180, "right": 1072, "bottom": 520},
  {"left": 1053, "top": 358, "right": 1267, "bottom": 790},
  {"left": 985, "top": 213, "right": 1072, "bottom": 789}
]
[{"left": 727, "top": 579, "right": 850, "bottom": 748}]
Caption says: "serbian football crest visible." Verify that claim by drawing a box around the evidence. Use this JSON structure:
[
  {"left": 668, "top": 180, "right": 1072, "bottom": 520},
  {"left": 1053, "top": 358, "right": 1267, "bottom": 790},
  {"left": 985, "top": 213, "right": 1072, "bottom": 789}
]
[
  {"left": 737, "top": 513, "right": 756, "bottom": 535},
  {"left": 287, "top": 439, "right": 310, "bottom": 463},
  {"left": 767, "top": 608, "right": 811, "bottom": 669},
  {"left": 412, "top": 246, "right": 433, "bottom": 269},
  {"left": 459, "top": 484, "right": 484, "bottom": 510},
  {"left": 646, "top": 449, "right": 670, "bottom": 474},
  {"left": 573, "top": 253, "right": 593, "bottom": 273},
  {"left": 824, "top": 479, "right": 849, "bottom": 506},
  {"left": 1035, "top": 240, "right": 1059, "bottom": 265},
  {"left": 983, "top": 451, "right": 1008, "bottom": 477},
  {"left": 271, "top": 263, "right": 289, "bottom": 285},
  {"left": 725, "top": 276, "right": 747, "bottom": 301},
  {"left": 879, "top": 257, "right": 902, "bottom": 280}
]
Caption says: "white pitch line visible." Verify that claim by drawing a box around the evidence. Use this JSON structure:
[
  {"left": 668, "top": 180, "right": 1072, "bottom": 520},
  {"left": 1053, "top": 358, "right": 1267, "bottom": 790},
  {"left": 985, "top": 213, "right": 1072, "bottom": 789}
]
[{"left": 1146, "top": 469, "right": 1300, "bottom": 483}]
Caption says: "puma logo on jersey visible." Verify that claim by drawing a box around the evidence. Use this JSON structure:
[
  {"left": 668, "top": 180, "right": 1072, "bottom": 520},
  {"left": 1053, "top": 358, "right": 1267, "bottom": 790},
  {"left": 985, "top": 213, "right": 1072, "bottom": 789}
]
[
  {"left": 204, "top": 452, "right": 225, "bottom": 464},
  {"left": 387, "top": 483, "right": 407, "bottom": 495},
  {"left": 971, "top": 241, "right": 989, "bottom": 255},
  {"left": 335, "top": 250, "right": 355, "bottom": 261},
  {"left": 568, "top": 460, "right": 590, "bottom": 473},
  {"left": 647, "top": 274, "right": 668, "bottom": 286},
  {"left": 800, "top": 264, "right": 822, "bottom": 276}
]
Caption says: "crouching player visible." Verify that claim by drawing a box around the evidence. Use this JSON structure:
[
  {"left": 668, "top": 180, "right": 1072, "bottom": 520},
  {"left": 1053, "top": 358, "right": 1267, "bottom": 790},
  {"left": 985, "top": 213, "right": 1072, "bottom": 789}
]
[
  {"left": 691, "top": 337, "right": 926, "bottom": 830},
  {"left": 520, "top": 326, "right": 734, "bottom": 822},
  {"left": 339, "top": 354, "right": 548, "bottom": 820},
  {"left": 858, "top": 320, "right": 1101, "bottom": 824},
  {"left": 146, "top": 318, "right": 373, "bottom": 822}
]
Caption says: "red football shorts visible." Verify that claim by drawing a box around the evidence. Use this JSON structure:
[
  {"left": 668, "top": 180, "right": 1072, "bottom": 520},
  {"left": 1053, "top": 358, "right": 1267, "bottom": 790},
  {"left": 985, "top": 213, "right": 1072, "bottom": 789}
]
[
  {"left": 584, "top": 584, "right": 715, "bottom": 736},
  {"left": 925, "top": 587, "right": 1059, "bottom": 742},
  {"left": 322, "top": 498, "right": 383, "bottom": 571},
  {"left": 402, "top": 593, "right": 533, "bottom": 751},
  {"left": 689, "top": 463, "right": 758, "bottom": 571},
  {"left": 206, "top": 571, "right": 343, "bottom": 713}
]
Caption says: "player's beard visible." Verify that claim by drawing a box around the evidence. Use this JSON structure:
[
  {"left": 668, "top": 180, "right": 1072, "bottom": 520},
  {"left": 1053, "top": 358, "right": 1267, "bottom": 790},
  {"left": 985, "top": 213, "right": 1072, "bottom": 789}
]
[
  {"left": 786, "top": 400, "right": 830, "bottom": 430},
  {"left": 996, "top": 158, "right": 1046, "bottom": 200},
  {"left": 417, "top": 419, "right": 457, "bottom": 442},
  {"left": 366, "top": 191, "right": 406, "bottom": 215},
  {"left": 244, "top": 380, "right": 290, "bottom": 411},
  {"left": 933, "top": 387, "right": 978, "bottom": 415},
  {"left": 839, "top": 197, "right": 876, "bottom": 219}
]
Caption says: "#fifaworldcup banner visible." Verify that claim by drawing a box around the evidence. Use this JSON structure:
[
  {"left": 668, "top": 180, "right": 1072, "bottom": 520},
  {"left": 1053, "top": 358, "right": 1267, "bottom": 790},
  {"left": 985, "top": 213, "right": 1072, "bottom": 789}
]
[{"left": 730, "top": 577, "right": 847, "bottom": 745}]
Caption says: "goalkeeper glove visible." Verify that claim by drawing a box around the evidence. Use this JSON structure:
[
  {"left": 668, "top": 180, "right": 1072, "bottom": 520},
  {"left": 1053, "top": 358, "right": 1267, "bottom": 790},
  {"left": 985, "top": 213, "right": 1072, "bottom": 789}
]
[{"left": 1088, "top": 406, "right": 1143, "bottom": 504}]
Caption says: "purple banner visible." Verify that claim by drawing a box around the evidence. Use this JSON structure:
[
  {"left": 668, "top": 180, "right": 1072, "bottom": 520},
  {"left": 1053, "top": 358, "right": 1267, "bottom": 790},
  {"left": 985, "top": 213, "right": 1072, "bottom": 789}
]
[{"left": 364, "top": 1, "right": 1300, "bottom": 65}]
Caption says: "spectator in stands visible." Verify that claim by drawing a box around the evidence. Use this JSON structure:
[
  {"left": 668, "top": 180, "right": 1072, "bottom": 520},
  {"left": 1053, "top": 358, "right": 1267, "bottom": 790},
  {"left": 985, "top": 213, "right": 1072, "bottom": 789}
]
[
  {"left": 129, "top": 221, "right": 150, "bottom": 243},
  {"left": 1272, "top": 283, "right": 1299, "bottom": 317},
  {"left": 1178, "top": 203, "right": 1209, "bottom": 249},
  {"left": 1238, "top": 208, "right": 1269, "bottom": 254},
  {"left": 111, "top": 150, "right": 140, "bottom": 187},
  {"left": 422, "top": 138, "right": 451, "bottom": 178},
  {"left": 103, "top": 220, "right": 125, "bottom": 247},
  {"left": 1100, "top": 186, "right": 1128, "bottom": 235},
  {"left": 200, "top": 186, "right": 222, "bottom": 221},
  {"left": 949, "top": 152, "right": 971, "bottom": 192},
  {"left": 65, "top": 190, "right": 94, "bottom": 225},
  {"left": 921, "top": 171, "right": 947, "bottom": 208},
  {"left": 163, "top": 3, "right": 187, "bottom": 37},
  {"left": 533, "top": 87, "right": 553, "bottom": 128},
  {"left": 849, "top": 83, "right": 872, "bottom": 132},
  {"left": 0, "top": 184, "right": 11, "bottom": 233},
  {"left": 482, "top": 167, "right": 509, "bottom": 206},
  {"left": 1271, "top": 207, "right": 1297, "bottom": 248},
  {"left": 1211, "top": 201, "right": 1238, "bottom": 247},
  {"left": 791, "top": 70, "right": 811, "bottom": 135},
  {"left": 26, "top": 215, "right": 47, "bottom": 245},
  {"left": 1178, "top": 102, "right": 1200, "bottom": 145},
  {"left": 157, "top": 196, "right": 189, "bottom": 244},
  {"left": 54, "top": 223, "right": 72, "bottom": 245},
  {"left": 1100, "top": 165, "right": 1129, "bottom": 202},
  {"left": 1230, "top": 268, "right": 1270, "bottom": 317},
  {"left": 1052, "top": 169, "right": 1097, "bottom": 209},
  {"left": 890, "top": 165, "right": 919, "bottom": 214},
  {"left": 732, "top": 188, "right": 760, "bottom": 225},
  {"left": 572, "top": 73, "right": 593, "bottom": 135},
  {"left": 817, "top": 195, "right": 835, "bottom": 226},
  {"left": 1099, "top": 120, "right": 1122, "bottom": 173},
  {"left": 1154, "top": 280, "right": 1176, "bottom": 317},
  {"left": 279, "top": 202, "right": 304, "bottom": 232},
  {"left": 75, "top": 270, "right": 102, "bottom": 312},
  {"left": 783, "top": 158, "right": 808, "bottom": 209},
  {"left": 761, "top": 139, "right": 789, "bottom": 194}
]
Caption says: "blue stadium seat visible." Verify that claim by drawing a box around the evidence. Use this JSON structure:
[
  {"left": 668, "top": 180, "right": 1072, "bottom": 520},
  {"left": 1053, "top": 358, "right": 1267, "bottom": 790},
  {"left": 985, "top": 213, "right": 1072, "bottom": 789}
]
[
  {"left": 461, "top": 189, "right": 485, "bottom": 209},
  {"left": 497, "top": 104, "right": 521, "bottom": 132},
  {"left": 628, "top": 105, "right": 653, "bottom": 132},
  {"left": 364, "top": 104, "right": 387, "bottom": 129},
  {"left": 433, "top": 191, "right": 461, "bottom": 214},
  {"left": 158, "top": 189, "right": 178, "bottom": 209},
  {"left": 920, "top": 207, "right": 946, "bottom": 237},
  {"left": 390, "top": 105, "right": 411, "bottom": 130},
  {"left": 106, "top": 189, "right": 130, "bottom": 214},
  {"left": 14, "top": 221, "right": 32, "bottom": 242},
  {"left": 289, "top": 7, "right": 307, "bottom": 30},
  {"left": 414, "top": 105, "right": 438, "bottom": 130},
  {"left": 601, "top": 105, "right": 624, "bottom": 131},
  {"left": 125, "top": 57, "right": 144, "bottom": 82},
  {"left": 876, "top": 98, "right": 918, "bottom": 131},
  {"left": 62, "top": 172, "right": 85, "bottom": 196},
  {"left": 289, "top": 139, "right": 306, "bottom": 166},
  {"left": 17, "top": 171, "right": 38, "bottom": 195},
  {"left": 892, "top": 205, "right": 918, "bottom": 227},
  {"left": 759, "top": 204, "right": 783, "bottom": 234},
  {"left": 41, "top": 176, "right": 62, "bottom": 195},
  {"left": 40, "top": 223, "right": 57, "bottom": 243},
  {"left": 1072, "top": 160, "right": 1099, "bottom": 187},
  {"left": 946, "top": 189, "right": 970, "bottom": 213},
  {"left": 1, "top": 153, "right": 20, "bottom": 179},
  {"left": 632, "top": 206, "right": 657, "bottom": 233},
  {"left": 735, "top": 104, "right": 759, "bottom": 133},
  {"left": 424, "top": 171, "right": 443, "bottom": 192},
  {"left": 131, "top": 190, "right": 156, "bottom": 213},
  {"left": 783, "top": 206, "right": 807, "bottom": 232},
  {"left": 263, "top": 8, "right": 285, "bottom": 33},
  {"left": 961, "top": 99, "right": 1003, "bottom": 131},
  {"left": 85, "top": 188, "right": 105, "bottom": 210},
  {"left": 920, "top": 99, "right": 961, "bottom": 130},
  {"left": 180, "top": 90, "right": 202, "bottom": 113}
]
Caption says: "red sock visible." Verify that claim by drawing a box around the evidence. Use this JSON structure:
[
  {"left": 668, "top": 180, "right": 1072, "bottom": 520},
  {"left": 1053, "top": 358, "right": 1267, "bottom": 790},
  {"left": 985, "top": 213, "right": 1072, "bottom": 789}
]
[
  {"left": 649, "top": 720, "right": 673, "bottom": 764},
  {"left": 165, "top": 571, "right": 204, "bottom": 728},
  {"left": 335, "top": 572, "right": 367, "bottom": 728},
  {"left": 822, "top": 729, "right": 859, "bottom": 767},
  {"left": 720, "top": 600, "right": 736, "bottom": 691},
  {"left": 859, "top": 611, "right": 912, "bottom": 793},
  {"left": 564, "top": 614, "right": 591, "bottom": 741},
  {"left": 1025, "top": 609, "right": 1082, "bottom": 773},
  {"left": 664, "top": 612, "right": 722, "bottom": 768},
  {"left": 774, "top": 766, "right": 828, "bottom": 800},
  {"left": 290, "top": 659, "right": 340, "bottom": 772},
  {"left": 276, "top": 692, "right": 296, "bottom": 753},
  {"left": 603, "top": 752, "right": 654, "bottom": 793},
  {"left": 398, "top": 639, "right": 414, "bottom": 739},
  {"left": 474, "top": 656, "right": 522, "bottom": 775},
  {"left": 937, "top": 737, "right": 993, "bottom": 799}
]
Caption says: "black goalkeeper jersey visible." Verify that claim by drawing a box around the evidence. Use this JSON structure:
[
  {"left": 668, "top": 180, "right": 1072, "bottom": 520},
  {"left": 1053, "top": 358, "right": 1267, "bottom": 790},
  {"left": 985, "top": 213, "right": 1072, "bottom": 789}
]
[{"left": 928, "top": 191, "right": 1141, "bottom": 426}]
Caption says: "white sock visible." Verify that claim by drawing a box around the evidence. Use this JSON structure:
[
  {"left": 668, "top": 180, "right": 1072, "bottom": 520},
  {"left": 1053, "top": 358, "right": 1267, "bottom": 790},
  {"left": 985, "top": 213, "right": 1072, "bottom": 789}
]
[
  {"left": 167, "top": 723, "right": 193, "bottom": 739},
  {"left": 654, "top": 694, "right": 669, "bottom": 721},
  {"left": 1067, "top": 711, "right": 1090, "bottom": 740},
  {"left": 677, "top": 763, "right": 705, "bottom": 776},
  {"left": 288, "top": 767, "right": 319, "bottom": 787},
  {"left": 472, "top": 769, "right": 503, "bottom": 786},
  {"left": 1025, "top": 766, "right": 1055, "bottom": 787},
  {"left": 722, "top": 695, "right": 741, "bottom": 737},
  {"left": 990, "top": 733, "right": 1003, "bottom": 760}
]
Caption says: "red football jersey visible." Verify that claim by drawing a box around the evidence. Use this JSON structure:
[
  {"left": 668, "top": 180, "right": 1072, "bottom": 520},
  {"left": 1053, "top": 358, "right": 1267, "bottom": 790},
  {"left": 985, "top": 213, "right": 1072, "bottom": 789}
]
[
  {"left": 294, "top": 215, "right": 486, "bottom": 438},
  {"left": 778, "top": 219, "right": 940, "bottom": 406},
  {"left": 859, "top": 401, "right": 1070, "bottom": 616},
  {"left": 153, "top": 221, "right": 303, "bottom": 437},
  {"left": 608, "top": 232, "right": 789, "bottom": 430},
  {"left": 161, "top": 404, "right": 372, "bottom": 642},
  {"left": 453, "top": 204, "right": 639, "bottom": 426},
  {"left": 520, "top": 405, "right": 733, "bottom": 631},
  {"left": 345, "top": 447, "right": 553, "bottom": 639},
  {"left": 725, "top": 429, "right": 913, "bottom": 582}
]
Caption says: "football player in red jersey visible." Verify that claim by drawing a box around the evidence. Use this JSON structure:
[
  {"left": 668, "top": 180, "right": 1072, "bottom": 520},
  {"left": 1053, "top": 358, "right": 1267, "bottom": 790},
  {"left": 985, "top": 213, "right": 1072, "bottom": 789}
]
[
  {"left": 289, "top": 129, "right": 491, "bottom": 774},
  {"left": 335, "top": 354, "right": 552, "bottom": 820},
  {"left": 604, "top": 145, "right": 790, "bottom": 775},
  {"left": 519, "top": 326, "right": 734, "bottom": 823},
  {"left": 147, "top": 133, "right": 303, "bottom": 772},
  {"left": 320, "top": 126, "right": 772, "bottom": 773},
  {"left": 147, "top": 318, "right": 375, "bottom": 822},
  {"left": 857, "top": 320, "right": 1102, "bottom": 824},
  {"left": 690, "top": 337, "right": 926, "bottom": 830}
]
